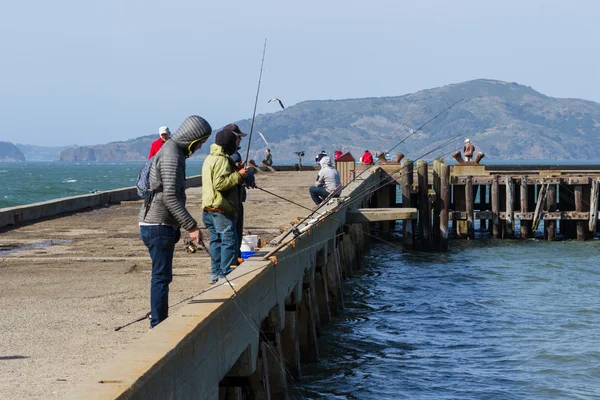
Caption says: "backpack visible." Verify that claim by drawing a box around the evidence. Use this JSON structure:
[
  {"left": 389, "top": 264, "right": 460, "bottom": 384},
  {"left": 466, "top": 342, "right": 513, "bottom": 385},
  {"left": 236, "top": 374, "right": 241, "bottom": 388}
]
[
  {"left": 136, "top": 156, "right": 155, "bottom": 198},
  {"left": 362, "top": 152, "right": 373, "bottom": 164}
]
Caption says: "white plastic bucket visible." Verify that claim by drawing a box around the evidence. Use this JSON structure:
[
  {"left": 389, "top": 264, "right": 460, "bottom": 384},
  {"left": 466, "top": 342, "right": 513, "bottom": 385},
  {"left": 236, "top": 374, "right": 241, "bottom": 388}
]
[
  {"left": 240, "top": 244, "right": 252, "bottom": 252},
  {"left": 241, "top": 235, "right": 259, "bottom": 250}
]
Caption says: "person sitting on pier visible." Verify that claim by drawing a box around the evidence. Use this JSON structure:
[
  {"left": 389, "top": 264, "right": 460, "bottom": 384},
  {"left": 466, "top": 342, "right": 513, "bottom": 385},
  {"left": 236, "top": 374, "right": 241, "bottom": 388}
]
[
  {"left": 463, "top": 138, "right": 475, "bottom": 162},
  {"left": 360, "top": 150, "right": 374, "bottom": 165},
  {"left": 261, "top": 148, "right": 273, "bottom": 167},
  {"left": 147, "top": 126, "right": 170, "bottom": 159},
  {"left": 202, "top": 128, "right": 249, "bottom": 284},
  {"left": 315, "top": 150, "right": 328, "bottom": 164},
  {"left": 139, "top": 116, "right": 212, "bottom": 328},
  {"left": 309, "top": 156, "right": 341, "bottom": 205}
]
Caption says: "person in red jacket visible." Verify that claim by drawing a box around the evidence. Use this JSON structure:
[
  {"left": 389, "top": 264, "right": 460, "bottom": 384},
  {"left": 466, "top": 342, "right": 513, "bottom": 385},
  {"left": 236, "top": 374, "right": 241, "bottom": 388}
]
[
  {"left": 148, "top": 126, "right": 171, "bottom": 159},
  {"left": 360, "top": 150, "right": 373, "bottom": 165}
]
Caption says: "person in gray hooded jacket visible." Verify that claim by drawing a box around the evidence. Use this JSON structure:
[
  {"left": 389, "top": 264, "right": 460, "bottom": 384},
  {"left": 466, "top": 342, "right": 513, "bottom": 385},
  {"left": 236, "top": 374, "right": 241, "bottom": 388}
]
[
  {"left": 309, "top": 156, "right": 341, "bottom": 205},
  {"left": 139, "top": 115, "right": 212, "bottom": 328}
]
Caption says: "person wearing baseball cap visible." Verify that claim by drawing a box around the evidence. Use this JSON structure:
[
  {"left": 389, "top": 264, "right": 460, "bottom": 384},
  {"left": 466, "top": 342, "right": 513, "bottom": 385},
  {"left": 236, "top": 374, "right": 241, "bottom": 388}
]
[
  {"left": 148, "top": 126, "right": 171, "bottom": 159},
  {"left": 222, "top": 123, "right": 247, "bottom": 137}
]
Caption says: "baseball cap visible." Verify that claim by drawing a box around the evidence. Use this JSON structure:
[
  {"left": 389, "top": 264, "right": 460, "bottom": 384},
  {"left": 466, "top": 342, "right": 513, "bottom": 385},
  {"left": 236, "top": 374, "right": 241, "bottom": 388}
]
[
  {"left": 223, "top": 123, "right": 247, "bottom": 137},
  {"left": 159, "top": 126, "right": 170, "bottom": 136}
]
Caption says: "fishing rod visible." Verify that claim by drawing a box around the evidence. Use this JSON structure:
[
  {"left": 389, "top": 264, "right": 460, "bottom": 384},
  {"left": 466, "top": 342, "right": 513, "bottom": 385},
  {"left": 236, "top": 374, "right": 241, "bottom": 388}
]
[
  {"left": 275, "top": 100, "right": 464, "bottom": 245},
  {"left": 244, "top": 38, "right": 267, "bottom": 165},
  {"left": 386, "top": 98, "right": 463, "bottom": 154},
  {"left": 373, "top": 111, "right": 421, "bottom": 154}
]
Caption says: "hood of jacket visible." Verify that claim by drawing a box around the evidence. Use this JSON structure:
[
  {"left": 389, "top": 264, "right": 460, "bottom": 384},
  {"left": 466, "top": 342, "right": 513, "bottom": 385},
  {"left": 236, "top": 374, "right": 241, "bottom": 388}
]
[
  {"left": 209, "top": 143, "right": 231, "bottom": 158},
  {"left": 170, "top": 115, "right": 212, "bottom": 158},
  {"left": 320, "top": 156, "right": 332, "bottom": 169}
]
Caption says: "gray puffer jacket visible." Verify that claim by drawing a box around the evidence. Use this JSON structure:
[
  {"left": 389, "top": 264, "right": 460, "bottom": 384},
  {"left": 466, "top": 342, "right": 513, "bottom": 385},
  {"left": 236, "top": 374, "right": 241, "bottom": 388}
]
[{"left": 138, "top": 115, "right": 212, "bottom": 230}]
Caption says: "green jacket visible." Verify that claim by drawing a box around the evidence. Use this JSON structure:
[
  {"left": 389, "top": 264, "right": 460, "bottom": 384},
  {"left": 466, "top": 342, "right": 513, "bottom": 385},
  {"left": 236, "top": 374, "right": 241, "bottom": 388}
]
[{"left": 202, "top": 143, "right": 243, "bottom": 218}]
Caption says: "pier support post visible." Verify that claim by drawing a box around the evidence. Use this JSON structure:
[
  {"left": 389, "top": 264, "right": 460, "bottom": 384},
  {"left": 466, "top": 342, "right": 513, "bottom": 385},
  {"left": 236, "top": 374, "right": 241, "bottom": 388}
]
[
  {"left": 491, "top": 175, "right": 501, "bottom": 238},
  {"left": 296, "top": 280, "right": 319, "bottom": 363},
  {"left": 465, "top": 176, "right": 475, "bottom": 239},
  {"left": 505, "top": 177, "right": 514, "bottom": 238},
  {"left": 401, "top": 159, "right": 414, "bottom": 250},
  {"left": 432, "top": 160, "right": 441, "bottom": 247},
  {"left": 281, "top": 287, "right": 302, "bottom": 380},
  {"left": 417, "top": 160, "right": 431, "bottom": 250},
  {"left": 439, "top": 162, "right": 450, "bottom": 252},
  {"left": 376, "top": 182, "right": 391, "bottom": 235},
  {"left": 545, "top": 184, "right": 557, "bottom": 241},
  {"left": 325, "top": 238, "right": 343, "bottom": 314},
  {"left": 590, "top": 179, "right": 599, "bottom": 234},
  {"left": 520, "top": 176, "right": 531, "bottom": 239},
  {"left": 261, "top": 306, "right": 289, "bottom": 400},
  {"left": 574, "top": 185, "right": 586, "bottom": 241},
  {"left": 480, "top": 184, "right": 488, "bottom": 231},
  {"left": 454, "top": 183, "right": 467, "bottom": 239},
  {"left": 314, "top": 250, "right": 331, "bottom": 327}
]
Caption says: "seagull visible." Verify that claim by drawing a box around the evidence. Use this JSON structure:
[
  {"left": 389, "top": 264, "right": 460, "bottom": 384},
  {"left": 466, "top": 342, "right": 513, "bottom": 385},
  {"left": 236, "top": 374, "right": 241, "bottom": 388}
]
[
  {"left": 258, "top": 131, "right": 269, "bottom": 146},
  {"left": 268, "top": 97, "right": 285, "bottom": 109}
]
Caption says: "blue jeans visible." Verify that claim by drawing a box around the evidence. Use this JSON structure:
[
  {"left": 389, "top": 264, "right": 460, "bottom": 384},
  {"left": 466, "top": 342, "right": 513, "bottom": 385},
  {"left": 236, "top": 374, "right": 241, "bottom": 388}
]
[
  {"left": 309, "top": 186, "right": 330, "bottom": 205},
  {"left": 140, "top": 225, "right": 177, "bottom": 328},
  {"left": 202, "top": 211, "right": 237, "bottom": 281}
]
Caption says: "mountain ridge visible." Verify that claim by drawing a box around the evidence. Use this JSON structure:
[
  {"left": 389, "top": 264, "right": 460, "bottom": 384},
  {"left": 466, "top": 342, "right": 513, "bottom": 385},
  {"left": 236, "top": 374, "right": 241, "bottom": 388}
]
[{"left": 15, "top": 79, "right": 600, "bottom": 162}]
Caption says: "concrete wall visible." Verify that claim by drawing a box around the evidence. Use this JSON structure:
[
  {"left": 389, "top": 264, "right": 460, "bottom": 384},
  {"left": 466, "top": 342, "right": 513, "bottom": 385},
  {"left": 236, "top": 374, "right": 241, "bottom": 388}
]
[
  {"left": 62, "top": 169, "right": 381, "bottom": 400},
  {"left": 0, "top": 175, "right": 202, "bottom": 229}
]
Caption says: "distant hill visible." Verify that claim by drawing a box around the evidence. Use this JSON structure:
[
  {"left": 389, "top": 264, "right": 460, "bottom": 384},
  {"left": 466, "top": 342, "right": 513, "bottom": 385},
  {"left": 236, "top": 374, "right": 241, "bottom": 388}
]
[
  {"left": 0, "top": 142, "right": 26, "bottom": 162},
  {"left": 16, "top": 144, "right": 73, "bottom": 161},
  {"left": 57, "top": 79, "right": 600, "bottom": 162}
]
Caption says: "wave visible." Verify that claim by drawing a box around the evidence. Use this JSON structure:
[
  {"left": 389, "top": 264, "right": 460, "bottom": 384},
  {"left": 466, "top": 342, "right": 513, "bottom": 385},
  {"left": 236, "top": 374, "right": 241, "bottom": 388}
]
[{"left": 63, "top": 179, "right": 77, "bottom": 183}]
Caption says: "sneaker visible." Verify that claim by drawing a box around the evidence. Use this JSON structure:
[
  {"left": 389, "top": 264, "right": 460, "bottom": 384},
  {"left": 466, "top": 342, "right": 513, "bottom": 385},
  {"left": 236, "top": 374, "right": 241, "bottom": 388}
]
[{"left": 210, "top": 279, "right": 218, "bottom": 284}]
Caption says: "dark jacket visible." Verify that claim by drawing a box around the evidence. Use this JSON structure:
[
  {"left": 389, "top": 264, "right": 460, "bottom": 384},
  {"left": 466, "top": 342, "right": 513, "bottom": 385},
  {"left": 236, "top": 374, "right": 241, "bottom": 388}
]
[
  {"left": 231, "top": 151, "right": 255, "bottom": 202},
  {"left": 138, "top": 116, "right": 212, "bottom": 230}
]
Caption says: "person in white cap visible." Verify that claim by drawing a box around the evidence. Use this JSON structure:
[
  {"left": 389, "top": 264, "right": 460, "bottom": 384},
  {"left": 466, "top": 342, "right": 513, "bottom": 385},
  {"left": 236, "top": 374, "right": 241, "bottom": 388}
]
[
  {"left": 148, "top": 126, "right": 171, "bottom": 159},
  {"left": 463, "top": 138, "right": 475, "bottom": 162}
]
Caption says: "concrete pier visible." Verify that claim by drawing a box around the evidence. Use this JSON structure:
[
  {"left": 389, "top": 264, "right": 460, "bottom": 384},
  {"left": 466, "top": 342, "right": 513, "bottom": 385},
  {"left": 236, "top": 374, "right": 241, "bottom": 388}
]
[{"left": 3, "top": 160, "right": 599, "bottom": 399}]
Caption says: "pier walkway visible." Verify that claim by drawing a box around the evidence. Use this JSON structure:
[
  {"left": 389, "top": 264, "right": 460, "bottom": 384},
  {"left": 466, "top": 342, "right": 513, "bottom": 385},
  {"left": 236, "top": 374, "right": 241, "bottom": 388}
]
[{"left": 0, "top": 171, "right": 317, "bottom": 399}]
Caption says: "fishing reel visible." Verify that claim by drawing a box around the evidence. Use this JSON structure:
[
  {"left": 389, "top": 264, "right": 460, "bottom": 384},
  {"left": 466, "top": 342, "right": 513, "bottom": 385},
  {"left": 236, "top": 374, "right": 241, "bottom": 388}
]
[{"left": 184, "top": 240, "right": 198, "bottom": 254}]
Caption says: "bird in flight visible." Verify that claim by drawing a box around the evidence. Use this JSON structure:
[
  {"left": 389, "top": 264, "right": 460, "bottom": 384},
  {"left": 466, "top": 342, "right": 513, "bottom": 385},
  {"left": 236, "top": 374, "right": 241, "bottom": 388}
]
[{"left": 268, "top": 97, "right": 285, "bottom": 109}]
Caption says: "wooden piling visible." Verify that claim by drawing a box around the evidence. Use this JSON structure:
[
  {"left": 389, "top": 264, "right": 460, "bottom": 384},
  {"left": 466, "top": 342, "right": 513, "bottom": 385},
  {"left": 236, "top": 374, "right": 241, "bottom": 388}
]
[
  {"left": 401, "top": 159, "right": 414, "bottom": 250},
  {"left": 590, "top": 179, "right": 599, "bottom": 233},
  {"left": 491, "top": 175, "right": 500, "bottom": 238},
  {"left": 520, "top": 176, "right": 530, "bottom": 239},
  {"left": 432, "top": 160, "right": 441, "bottom": 247},
  {"left": 574, "top": 185, "right": 585, "bottom": 241},
  {"left": 465, "top": 176, "right": 475, "bottom": 239},
  {"left": 439, "top": 162, "right": 450, "bottom": 252},
  {"left": 545, "top": 184, "right": 557, "bottom": 241},
  {"left": 480, "top": 184, "right": 488, "bottom": 231},
  {"left": 417, "top": 160, "right": 431, "bottom": 250},
  {"left": 505, "top": 177, "right": 514, "bottom": 238}
]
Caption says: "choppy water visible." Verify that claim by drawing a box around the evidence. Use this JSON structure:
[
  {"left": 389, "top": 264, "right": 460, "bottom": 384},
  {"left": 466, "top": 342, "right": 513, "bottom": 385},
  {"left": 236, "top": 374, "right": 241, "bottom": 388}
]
[
  {"left": 294, "top": 237, "right": 600, "bottom": 399},
  {"left": 0, "top": 161, "right": 204, "bottom": 208}
]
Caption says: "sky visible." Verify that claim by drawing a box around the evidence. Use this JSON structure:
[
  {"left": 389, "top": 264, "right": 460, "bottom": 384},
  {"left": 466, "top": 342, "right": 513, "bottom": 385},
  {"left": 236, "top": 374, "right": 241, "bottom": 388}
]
[{"left": 1, "top": 0, "right": 598, "bottom": 146}]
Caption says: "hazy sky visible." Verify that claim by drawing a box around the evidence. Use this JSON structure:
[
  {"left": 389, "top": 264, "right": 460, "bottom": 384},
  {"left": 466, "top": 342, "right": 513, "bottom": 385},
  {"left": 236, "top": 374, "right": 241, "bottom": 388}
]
[{"left": 1, "top": 0, "right": 598, "bottom": 146}]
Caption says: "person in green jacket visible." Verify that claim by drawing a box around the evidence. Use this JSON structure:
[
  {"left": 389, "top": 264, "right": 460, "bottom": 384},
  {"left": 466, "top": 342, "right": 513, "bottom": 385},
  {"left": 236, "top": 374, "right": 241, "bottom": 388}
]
[{"left": 202, "top": 128, "right": 249, "bottom": 283}]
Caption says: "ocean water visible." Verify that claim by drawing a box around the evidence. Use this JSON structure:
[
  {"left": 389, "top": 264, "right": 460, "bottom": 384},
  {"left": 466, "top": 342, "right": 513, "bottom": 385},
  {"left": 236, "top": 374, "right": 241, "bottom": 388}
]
[
  {"left": 0, "top": 161, "right": 204, "bottom": 208},
  {"left": 293, "top": 235, "right": 600, "bottom": 399}
]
